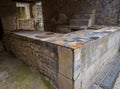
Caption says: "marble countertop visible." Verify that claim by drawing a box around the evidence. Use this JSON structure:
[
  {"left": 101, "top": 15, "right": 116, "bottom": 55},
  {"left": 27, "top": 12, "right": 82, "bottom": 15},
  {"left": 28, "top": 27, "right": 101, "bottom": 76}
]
[{"left": 13, "top": 26, "right": 120, "bottom": 49}]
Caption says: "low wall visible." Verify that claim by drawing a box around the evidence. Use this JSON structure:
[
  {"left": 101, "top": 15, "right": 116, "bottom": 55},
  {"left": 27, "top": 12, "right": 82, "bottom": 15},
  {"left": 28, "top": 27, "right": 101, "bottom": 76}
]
[
  {"left": 3, "top": 33, "right": 58, "bottom": 86},
  {"left": 3, "top": 27, "right": 120, "bottom": 89}
]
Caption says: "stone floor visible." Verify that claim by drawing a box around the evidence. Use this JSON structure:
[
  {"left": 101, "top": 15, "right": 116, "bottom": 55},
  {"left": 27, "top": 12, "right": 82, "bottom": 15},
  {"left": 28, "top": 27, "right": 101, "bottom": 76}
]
[
  {"left": 0, "top": 41, "right": 55, "bottom": 89},
  {"left": 113, "top": 73, "right": 120, "bottom": 89}
]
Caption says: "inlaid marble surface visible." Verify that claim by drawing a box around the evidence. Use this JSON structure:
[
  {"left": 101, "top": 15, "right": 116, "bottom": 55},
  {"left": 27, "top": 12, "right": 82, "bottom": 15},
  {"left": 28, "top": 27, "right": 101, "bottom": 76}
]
[{"left": 14, "top": 26, "right": 120, "bottom": 49}]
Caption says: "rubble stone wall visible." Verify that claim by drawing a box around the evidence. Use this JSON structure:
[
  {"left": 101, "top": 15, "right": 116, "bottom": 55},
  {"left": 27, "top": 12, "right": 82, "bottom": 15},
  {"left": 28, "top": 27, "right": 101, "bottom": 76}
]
[
  {"left": 0, "top": 0, "right": 119, "bottom": 33},
  {"left": 42, "top": 0, "right": 120, "bottom": 31},
  {"left": 3, "top": 33, "right": 58, "bottom": 86},
  {"left": 0, "top": 0, "right": 16, "bottom": 33}
]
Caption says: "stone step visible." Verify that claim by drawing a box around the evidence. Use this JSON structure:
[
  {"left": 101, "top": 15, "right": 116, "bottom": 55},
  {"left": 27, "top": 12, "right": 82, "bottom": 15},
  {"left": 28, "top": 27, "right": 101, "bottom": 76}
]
[{"left": 69, "top": 19, "right": 89, "bottom": 26}]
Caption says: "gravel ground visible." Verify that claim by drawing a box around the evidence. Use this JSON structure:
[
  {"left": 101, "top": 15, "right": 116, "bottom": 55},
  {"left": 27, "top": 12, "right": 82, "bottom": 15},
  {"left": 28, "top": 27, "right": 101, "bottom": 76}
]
[{"left": 113, "top": 73, "right": 120, "bottom": 89}]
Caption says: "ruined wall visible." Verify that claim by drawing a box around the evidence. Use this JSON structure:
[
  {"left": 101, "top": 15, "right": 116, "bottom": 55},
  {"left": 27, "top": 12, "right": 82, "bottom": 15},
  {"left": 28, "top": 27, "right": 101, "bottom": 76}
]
[
  {"left": 0, "top": 0, "right": 44, "bottom": 33},
  {"left": 0, "top": 0, "right": 119, "bottom": 33},
  {"left": 17, "top": 2, "right": 44, "bottom": 31},
  {"left": 42, "top": 0, "right": 120, "bottom": 31},
  {"left": 3, "top": 34, "right": 58, "bottom": 86},
  {"left": 0, "top": 0, "right": 16, "bottom": 33},
  {"left": 94, "top": 0, "right": 120, "bottom": 25},
  {"left": 42, "top": 0, "right": 83, "bottom": 32}
]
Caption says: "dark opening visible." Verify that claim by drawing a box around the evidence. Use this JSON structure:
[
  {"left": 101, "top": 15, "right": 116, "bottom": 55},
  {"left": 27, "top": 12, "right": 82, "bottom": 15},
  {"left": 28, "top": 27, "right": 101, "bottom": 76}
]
[{"left": 0, "top": 18, "right": 4, "bottom": 40}]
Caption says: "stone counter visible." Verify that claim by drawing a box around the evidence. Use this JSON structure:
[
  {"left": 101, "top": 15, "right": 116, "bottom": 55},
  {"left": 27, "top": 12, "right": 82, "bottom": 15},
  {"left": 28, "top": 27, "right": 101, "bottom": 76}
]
[{"left": 3, "top": 26, "right": 120, "bottom": 89}]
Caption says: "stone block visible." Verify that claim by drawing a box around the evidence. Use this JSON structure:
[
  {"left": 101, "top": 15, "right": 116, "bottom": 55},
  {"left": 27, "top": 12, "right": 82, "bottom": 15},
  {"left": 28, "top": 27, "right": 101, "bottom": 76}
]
[
  {"left": 74, "top": 48, "right": 81, "bottom": 80},
  {"left": 58, "top": 73, "right": 73, "bottom": 89},
  {"left": 58, "top": 46, "right": 73, "bottom": 79},
  {"left": 74, "top": 74, "right": 82, "bottom": 89}
]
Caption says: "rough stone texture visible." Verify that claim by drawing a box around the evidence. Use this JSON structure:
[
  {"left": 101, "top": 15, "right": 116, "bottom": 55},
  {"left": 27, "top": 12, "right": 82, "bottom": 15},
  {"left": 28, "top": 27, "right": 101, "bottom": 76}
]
[
  {"left": 3, "top": 34, "right": 58, "bottom": 86},
  {"left": 18, "top": 19, "right": 35, "bottom": 30},
  {"left": 0, "top": 0, "right": 119, "bottom": 32},
  {"left": 16, "top": 2, "right": 44, "bottom": 31},
  {"left": 0, "top": 0, "right": 44, "bottom": 33},
  {"left": 42, "top": 0, "right": 120, "bottom": 32},
  {"left": 0, "top": 43, "right": 55, "bottom": 89},
  {"left": 0, "top": 0, "right": 16, "bottom": 33},
  {"left": 95, "top": 0, "right": 120, "bottom": 25}
]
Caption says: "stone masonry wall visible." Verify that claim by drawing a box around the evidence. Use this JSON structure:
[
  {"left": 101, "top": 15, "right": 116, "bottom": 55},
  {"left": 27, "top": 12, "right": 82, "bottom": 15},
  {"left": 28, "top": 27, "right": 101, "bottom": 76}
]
[
  {"left": 0, "top": 0, "right": 119, "bottom": 33},
  {"left": 0, "top": 0, "right": 44, "bottom": 33},
  {"left": 0, "top": 0, "right": 16, "bottom": 33},
  {"left": 3, "top": 33, "right": 58, "bottom": 86},
  {"left": 42, "top": 0, "right": 120, "bottom": 31},
  {"left": 95, "top": 0, "right": 120, "bottom": 25}
]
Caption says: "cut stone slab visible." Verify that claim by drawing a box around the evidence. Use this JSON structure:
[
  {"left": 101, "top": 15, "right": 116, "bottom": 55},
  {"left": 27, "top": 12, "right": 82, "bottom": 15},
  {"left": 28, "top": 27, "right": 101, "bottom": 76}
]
[
  {"left": 58, "top": 46, "right": 73, "bottom": 79},
  {"left": 100, "top": 58, "right": 120, "bottom": 89},
  {"left": 58, "top": 73, "right": 73, "bottom": 89},
  {"left": 88, "top": 53, "right": 120, "bottom": 89}
]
